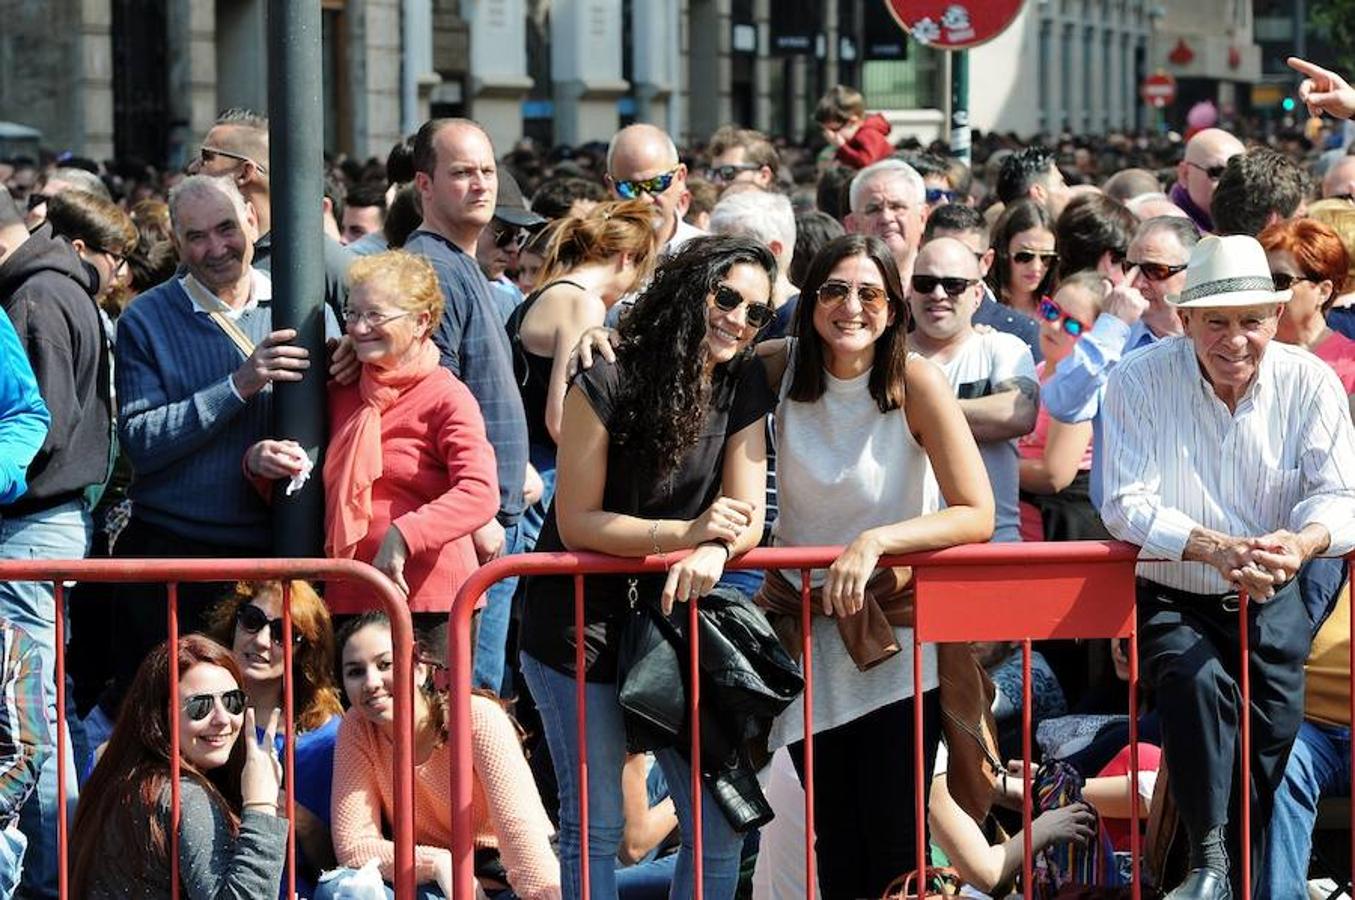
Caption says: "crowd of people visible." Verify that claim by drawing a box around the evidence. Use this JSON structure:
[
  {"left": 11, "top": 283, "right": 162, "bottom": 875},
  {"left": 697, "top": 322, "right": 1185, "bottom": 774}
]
[{"left": 0, "top": 58, "right": 1354, "bottom": 900}]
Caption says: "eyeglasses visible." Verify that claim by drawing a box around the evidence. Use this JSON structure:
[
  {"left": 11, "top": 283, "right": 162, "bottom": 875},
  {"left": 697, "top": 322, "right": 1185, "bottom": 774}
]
[
  {"left": 909, "top": 275, "right": 978, "bottom": 298},
  {"left": 925, "top": 187, "right": 956, "bottom": 205},
  {"left": 1270, "top": 272, "right": 1316, "bottom": 291},
  {"left": 710, "top": 284, "right": 774, "bottom": 328},
  {"left": 492, "top": 222, "right": 527, "bottom": 250},
  {"left": 1011, "top": 250, "right": 1058, "bottom": 266},
  {"left": 236, "top": 603, "right": 303, "bottom": 646},
  {"left": 706, "top": 163, "right": 761, "bottom": 184},
  {"left": 613, "top": 166, "right": 680, "bottom": 200},
  {"left": 183, "top": 688, "right": 247, "bottom": 722},
  {"left": 1121, "top": 259, "right": 1188, "bottom": 282},
  {"left": 1328, "top": 193, "right": 1355, "bottom": 202},
  {"left": 25, "top": 192, "right": 49, "bottom": 212},
  {"left": 342, "top": 308, "right": 411, "bottom": 329},
  {"left": 88, "top": 244, "right": 127, "bottom": 273},
  {"left": 1187, "top": 161, "right": 1227, "bottom": 181},
  {"left": 817, "top": 280, "right": 891, "bottom": 310},
  {"left": 1038, "top": 297, "right": 1088, "bottom": 337},
  {"left": 200, "top": 146, "right": 268, "bottom": 175}
]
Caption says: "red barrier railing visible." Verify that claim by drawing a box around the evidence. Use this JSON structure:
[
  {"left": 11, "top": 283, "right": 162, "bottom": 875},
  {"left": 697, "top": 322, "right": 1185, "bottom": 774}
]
[
  {"left": 0, "top": 557, "right": 418, "bottom": 900},
  {"left": 449, "top": 544, "right": 1355, "bottom": 900}
]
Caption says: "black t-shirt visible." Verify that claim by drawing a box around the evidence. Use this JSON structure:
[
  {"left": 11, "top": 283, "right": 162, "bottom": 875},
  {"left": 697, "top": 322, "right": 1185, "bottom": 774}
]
[{"left": 519, "top": 352, "right": 776, "bottom": 682}]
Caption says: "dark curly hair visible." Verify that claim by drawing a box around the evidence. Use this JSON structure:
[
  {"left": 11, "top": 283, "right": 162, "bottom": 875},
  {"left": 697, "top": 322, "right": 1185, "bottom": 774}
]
[{"left": 609, "top": 234, "right": 776, "bottom": 476}]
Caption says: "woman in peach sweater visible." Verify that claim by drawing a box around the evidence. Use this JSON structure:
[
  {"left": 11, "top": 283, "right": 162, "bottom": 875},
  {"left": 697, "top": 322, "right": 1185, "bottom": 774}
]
[
  {"left": 317, "top": 611, "right": 561, "bottom": 900},
  {"left": 245, "top": 250, "right": 499, "bottom": 617}
]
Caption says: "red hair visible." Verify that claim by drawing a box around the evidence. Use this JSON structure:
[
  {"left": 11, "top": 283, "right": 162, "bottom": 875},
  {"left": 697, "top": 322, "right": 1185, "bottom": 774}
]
[
  {"left": 1258, "top": 218, "right": 1349, "bottom": 309},
  {"left": 69, "top": 635, "right": 246, "bottom": 897}
]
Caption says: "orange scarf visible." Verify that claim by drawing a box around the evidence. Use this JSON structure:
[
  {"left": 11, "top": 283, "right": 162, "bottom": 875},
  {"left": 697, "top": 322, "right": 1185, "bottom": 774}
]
[{"left": 324, "top": 340, "right": 442, "bottom": 558}]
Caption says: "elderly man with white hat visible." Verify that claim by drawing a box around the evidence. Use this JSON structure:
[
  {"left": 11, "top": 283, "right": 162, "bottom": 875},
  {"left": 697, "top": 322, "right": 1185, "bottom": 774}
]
[{"left": 1101, "top": 234, "right": 1355, "bottom": 900}]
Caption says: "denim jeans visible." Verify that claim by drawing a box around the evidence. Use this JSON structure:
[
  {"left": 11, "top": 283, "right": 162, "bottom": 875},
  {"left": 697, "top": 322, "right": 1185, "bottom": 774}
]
[
  {"left": 0, "top": 826, "right": 26, "bottom": 900},
  {"left": 0, "top": 500, "right": 90, "bottom": 899},
  {"left": 473, "top": 521, "right": 525, "bottom": 694},
  {"left": 521, "top": 653, "right": 743, "bottom": 900},
  {"left": 1258, "top": 720, "right": 1351, "bottom": 899}
]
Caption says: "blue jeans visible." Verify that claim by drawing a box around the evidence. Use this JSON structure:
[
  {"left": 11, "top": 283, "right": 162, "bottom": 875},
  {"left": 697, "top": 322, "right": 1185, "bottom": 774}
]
[
  {"left": 1258, "top": 720, "right": 1350, "bottom": 898},
  {"left": 0, "top": 826, "right": 26, "bottom": 900},
  {"left": 0, "top": 500, "right": 89, "bottom": 899},
  {"left": 521, "top": 653, "right": 743, "bottom": 900},
  {"left": 473, "top": 521, "right": 525, "bottom": 694}
]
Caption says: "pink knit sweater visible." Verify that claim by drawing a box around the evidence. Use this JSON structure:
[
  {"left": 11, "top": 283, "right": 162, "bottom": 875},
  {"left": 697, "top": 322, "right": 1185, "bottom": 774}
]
[{"left": 330, "top": 696, "right": 559, "bottom": 898}]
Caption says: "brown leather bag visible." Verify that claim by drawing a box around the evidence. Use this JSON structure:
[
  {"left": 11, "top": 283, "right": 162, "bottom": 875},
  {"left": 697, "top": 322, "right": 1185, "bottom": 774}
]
[{"left": 880, "top": 866, "right": 964, "bottom": 899}]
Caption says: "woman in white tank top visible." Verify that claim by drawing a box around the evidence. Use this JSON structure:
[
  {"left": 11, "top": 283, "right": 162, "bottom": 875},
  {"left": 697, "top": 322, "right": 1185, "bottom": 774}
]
[{"left": 756, "top": 234, "right": 995, "bottom": 900}]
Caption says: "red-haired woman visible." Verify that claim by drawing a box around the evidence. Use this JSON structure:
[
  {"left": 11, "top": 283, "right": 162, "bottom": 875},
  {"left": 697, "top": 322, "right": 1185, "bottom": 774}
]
[
  {"left": 68, "top": 635, "right": 286, "bottom": 898},
  {"left": 1259, "top": 218, "right": 1355, "bottom": 400}
]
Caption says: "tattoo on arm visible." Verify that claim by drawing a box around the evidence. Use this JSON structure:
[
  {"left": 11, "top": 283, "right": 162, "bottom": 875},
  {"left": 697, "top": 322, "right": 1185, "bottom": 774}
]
[{"left": 993, "top": 376, "right": 1040, "bottom": 410}]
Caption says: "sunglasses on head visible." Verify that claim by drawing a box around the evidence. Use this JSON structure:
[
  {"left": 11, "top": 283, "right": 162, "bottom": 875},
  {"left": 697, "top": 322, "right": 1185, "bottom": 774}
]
[
  {"left": 711, "top": 284, "right": 774, "bottom": 328},
  {"left": 910, "top": 275, "right": 977, "bottom": 298},
  {"left": 183, "top": 688, "right": 247, "bottom": 722},
  {"left": 817, "top": 280, "right": 891, "bottom": 309},
  {"left": 1011, "top": 250, "right": 1058, "bottom": 266},
  {"left": 1038, "top": 297, "right": 1088, "bottom": 337},
  {"left": 236, "top": 603, "right": 303, "bottom": 646},
  {"left": 1270, "top": 272, "right": 1315, "bottom": 291},
  {"left": 613, "top": 166, "right": 680, "bottom": 200},
  {"left": 707, "top": 163, "right": 760, "bottom": 183},
  {"left": 1187, "top": 161, "right": 1227, "bottom": 181},
  {"left": 1121, "top": 259, "right": 1188, "bottom": 282},
  {"left": 925, "top": 187, "right": 956, "bottom": 205}
]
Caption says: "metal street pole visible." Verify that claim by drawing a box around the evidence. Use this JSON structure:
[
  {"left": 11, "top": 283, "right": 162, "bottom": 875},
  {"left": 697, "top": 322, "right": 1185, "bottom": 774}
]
[
  {"left": 268, "top": 0, "right": 326, "bottom": 558},
  {"left": 949, "top": 50, "right": 971, "bottom": 166}
]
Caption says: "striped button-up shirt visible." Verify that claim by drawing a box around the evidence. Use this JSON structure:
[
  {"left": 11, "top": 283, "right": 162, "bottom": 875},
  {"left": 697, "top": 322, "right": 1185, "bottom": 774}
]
[
  {"left": 0, "top": 622, "right": 46, "bottom": 824},
  {"left": 1101, "top": 335, "right": 1355, "bottom": 594}
]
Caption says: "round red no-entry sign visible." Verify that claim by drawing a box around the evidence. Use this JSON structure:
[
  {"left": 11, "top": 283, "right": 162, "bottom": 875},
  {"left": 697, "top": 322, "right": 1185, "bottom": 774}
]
[
  {"left": 883, "top": 1, "right": 1025, "bottom": 50},
  {"left": 1141, "top": 72, "right": 1178, "bottom": 109}
]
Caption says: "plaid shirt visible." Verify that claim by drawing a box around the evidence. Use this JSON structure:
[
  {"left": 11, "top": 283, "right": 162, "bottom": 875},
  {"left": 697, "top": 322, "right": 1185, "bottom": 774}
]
[{"left": 0, "top": 622, "right": 46, "bottom": 824}]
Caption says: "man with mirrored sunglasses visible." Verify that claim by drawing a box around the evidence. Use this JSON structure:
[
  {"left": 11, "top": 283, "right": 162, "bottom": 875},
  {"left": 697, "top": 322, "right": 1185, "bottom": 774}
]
[
  {"left": 1171, "top": 128, "right": 1244, "bottom": 234},
  {"left": 905, "top": 238, "right": 1038, "bottom": 543},
  {"left": 1043, "top": 216, "right": 1198, "bottom": 511},
  {"left": 606, "top": 124, "right": 704, "bottom": 256}
]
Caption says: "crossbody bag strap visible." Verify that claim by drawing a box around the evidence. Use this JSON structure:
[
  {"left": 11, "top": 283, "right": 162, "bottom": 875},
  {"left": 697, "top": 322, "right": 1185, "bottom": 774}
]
[{"left": 182, "top": 276, "right": 257, "bottom": 359}]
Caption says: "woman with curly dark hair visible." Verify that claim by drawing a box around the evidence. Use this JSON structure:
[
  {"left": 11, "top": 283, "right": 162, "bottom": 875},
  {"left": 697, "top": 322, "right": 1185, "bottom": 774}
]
[{"left": 519, "top": 234, "right": 778, "bottom": 900}]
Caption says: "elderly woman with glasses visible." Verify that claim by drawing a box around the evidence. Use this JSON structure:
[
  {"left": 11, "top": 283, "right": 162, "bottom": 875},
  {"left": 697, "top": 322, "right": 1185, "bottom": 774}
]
[
  {"left": 68, "top": 634, "right": 287, "bottom": 898},
  {"left": 207, "top": 579, "right": 344, "bottom": 889},
  {"left": 245, "top": 251, "right": 500, "bottom": 623}
]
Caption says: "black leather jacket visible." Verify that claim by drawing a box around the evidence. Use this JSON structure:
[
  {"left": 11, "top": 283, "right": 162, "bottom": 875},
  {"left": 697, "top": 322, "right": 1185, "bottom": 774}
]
[{"left": 617, "top": 586, "right": 803, "bottom": 832}]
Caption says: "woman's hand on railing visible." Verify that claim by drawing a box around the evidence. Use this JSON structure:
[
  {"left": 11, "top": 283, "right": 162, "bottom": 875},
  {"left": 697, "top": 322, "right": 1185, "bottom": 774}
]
[
  {"left": 240, "top": 707, "right": 283, "bottom": 813},
  {"left": 660, "top": 543, "right": 729, "bottom": 614},
  {"left": 684, "top": 496, "right": 754, "bottom": 548},
  {"left": 821, "top": 531, "right": 884, "bottom": 618}
]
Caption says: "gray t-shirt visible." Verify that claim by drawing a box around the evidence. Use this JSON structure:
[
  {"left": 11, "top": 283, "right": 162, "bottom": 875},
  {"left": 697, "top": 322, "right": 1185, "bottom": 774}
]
[{"left": 929, "top": 331, "right": 1036, "bottom": 543}]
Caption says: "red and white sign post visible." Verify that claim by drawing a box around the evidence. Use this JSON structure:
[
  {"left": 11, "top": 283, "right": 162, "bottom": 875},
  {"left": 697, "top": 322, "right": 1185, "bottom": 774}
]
[{"left": 1140, "top": 71, "right": 1178, "bottom": 109}]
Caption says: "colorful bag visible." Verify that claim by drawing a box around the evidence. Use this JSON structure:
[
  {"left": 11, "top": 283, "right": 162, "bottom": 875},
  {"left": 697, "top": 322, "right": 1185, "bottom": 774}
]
[{"left": 1031, "top": 759, "right": 1126, "bottom": 898}]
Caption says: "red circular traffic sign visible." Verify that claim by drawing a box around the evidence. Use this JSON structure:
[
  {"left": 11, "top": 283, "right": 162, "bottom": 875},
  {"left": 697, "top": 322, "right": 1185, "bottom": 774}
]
[
  {"left": 884, "top": 1, "right": 1025, "bottom": 50},
  {"left": 1140, "top": 72, "right": 1178, "bottom": 109}
]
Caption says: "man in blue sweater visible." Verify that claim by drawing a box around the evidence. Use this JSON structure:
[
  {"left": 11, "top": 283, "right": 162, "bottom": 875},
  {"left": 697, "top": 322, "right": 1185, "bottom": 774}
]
[
  {"left": 405, "top": 118, "right": 531, "bottom": 694},
  {"left": 108, "top": 173, "right": 334, "bottom": 709}
]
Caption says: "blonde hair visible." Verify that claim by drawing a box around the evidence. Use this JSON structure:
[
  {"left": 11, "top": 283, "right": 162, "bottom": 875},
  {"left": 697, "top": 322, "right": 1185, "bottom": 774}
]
[
  {"left": 535, "top": 199, "right": 660, "bottom": 289},
  {"left": 1306, "top": 200, "right": 1355, "bottom": 289},
  {"left": 347, "top": 249, "right": 444, "bottom": 323}
]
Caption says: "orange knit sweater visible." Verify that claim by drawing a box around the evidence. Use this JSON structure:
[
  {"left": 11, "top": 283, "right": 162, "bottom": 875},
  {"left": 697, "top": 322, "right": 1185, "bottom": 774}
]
[{"left": 330, "top": 696, "right": 559, "bottom": 898}]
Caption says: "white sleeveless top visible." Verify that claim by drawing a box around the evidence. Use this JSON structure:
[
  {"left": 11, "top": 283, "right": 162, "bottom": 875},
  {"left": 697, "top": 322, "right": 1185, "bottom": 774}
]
[{"left": 768, "top": 341, "right": 941, "bottom": 747}]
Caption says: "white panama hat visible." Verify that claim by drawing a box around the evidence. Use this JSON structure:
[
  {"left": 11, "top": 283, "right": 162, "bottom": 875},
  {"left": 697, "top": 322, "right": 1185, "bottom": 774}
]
[{"left": 1166, "top": 234, "right": 1293, "bottom": 308}]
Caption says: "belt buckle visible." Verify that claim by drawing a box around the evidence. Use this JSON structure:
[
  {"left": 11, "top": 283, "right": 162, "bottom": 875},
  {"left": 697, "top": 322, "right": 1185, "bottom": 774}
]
[{"left": 1220, "top": 592, "right": 1241, "bottom": 613}]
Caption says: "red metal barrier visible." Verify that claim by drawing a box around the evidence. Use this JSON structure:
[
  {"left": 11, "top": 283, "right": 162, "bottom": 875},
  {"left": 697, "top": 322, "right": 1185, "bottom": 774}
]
[
  {"left": 450, "top": 541, "right": 1164, "bottom": 900},
  {"left": 0, "top": 557, "right": 417, "bottom": 900}
]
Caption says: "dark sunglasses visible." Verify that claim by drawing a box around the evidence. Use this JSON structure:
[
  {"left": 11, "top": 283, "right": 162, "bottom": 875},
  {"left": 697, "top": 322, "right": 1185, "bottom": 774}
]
[
  {"left": 183, "top": 688, "right": 247, "bottom": 721},
  {"left": 1187, "top": 161, "right": 1227, "bottom": 181},
  {"left": 200, "top": 145, "right": 268, "bottom": 175},
  {"left": 1012, "top": 250, "right": 1058, "bottom": 266},
  {"left": 910, "top": 275, "right": 978, "bottom": 298},
  {"left": 613, "top": 166, "right": 680, "bottom": 200},
  {"left": 236, "top": 603, "right": 302, "bottom": 646},
  {"left": 492, "top": 222, "right": 527, "bottom": 250},
  {"left": 1270, "top": 272, "right": 1315, "bottom": 291},
  {"left": 925, "top": 187, "right": 956, "bottom": 205},
  {"left": 817, "top": 280, "right": 890, "bottom": 309},
  {"left": 711, "top": 284, "right": 774, "bottom": 328},
  {"left": 1121, "top": 259, "right": 1188, "bottom": 282},
  {"left": 1038, "top": 297, "right": 1088, "bottom": 337},
  {"left": 25, "top": 193, "right": 49, "bottom": 212},
  {"left": 707, "top": 163, "right": 760, "bottom": 183}
]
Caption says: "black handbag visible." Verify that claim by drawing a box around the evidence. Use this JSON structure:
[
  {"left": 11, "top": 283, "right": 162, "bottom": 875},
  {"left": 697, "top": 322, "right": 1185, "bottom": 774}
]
[{"left": 616, "top": 577, "right": 687, "bottom": 753}]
